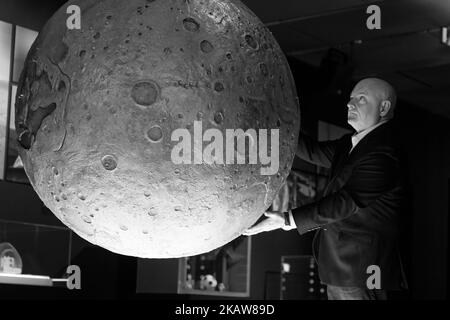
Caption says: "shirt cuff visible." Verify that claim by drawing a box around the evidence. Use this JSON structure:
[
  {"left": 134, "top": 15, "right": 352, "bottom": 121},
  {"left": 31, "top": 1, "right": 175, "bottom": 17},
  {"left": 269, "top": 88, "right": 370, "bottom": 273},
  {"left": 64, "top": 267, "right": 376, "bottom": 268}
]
[
  {"left": 288, "top": 210, "right": 297, "bottom": 228},
  {"left": 291, "top": 205, "right": 321, "bottom": 235}
]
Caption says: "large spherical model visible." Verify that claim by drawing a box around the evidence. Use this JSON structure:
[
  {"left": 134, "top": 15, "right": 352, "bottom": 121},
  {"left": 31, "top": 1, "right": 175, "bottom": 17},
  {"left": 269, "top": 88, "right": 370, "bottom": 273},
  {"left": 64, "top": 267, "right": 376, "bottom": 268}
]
[{"left": 15, "top": 0, "right": 300, "bottom": 258}]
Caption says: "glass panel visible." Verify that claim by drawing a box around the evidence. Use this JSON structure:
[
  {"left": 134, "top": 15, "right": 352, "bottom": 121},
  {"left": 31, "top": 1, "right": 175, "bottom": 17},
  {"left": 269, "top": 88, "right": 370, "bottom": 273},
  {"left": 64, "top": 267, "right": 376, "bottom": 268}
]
[
  {"left": 13, "top": 26, "right": 38, "bottom": 83},
  {"left": 0, "top": 219, "right": 72, "bottom": 279},
  {"left": 136, "top": 236, "right": 252, "bottom": 297},
  {"left": 0, "top": 81, "right": 8, "bottom": 180},
  {"left": 5, "top": 84, "right": 29, "bottom": 183},
  {"left": 178, "top": 236, "right": 251, "bottom": 297},
  {"left": 0, "top": 21, "right": 12, "bottom": 181},
  {"left": 0, "top": 21, "right": 11, "bottom": 82},
  {"left": 9, "top": 84, "right": 16, "bottom": 130}
]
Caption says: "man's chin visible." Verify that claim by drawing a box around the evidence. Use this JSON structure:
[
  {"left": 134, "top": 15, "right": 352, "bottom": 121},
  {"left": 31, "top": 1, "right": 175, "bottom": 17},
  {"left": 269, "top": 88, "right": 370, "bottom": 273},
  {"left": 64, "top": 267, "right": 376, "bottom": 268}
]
[{"left": 347, "top": 119, "right": 359, "bottom": 130}]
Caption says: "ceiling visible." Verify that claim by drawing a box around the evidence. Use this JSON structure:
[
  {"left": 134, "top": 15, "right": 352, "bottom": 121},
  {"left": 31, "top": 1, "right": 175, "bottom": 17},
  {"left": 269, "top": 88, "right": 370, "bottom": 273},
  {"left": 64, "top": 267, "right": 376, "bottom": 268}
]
[
  {"left": 1, "top": 0, "right": 449, "bottom": 119},
  {"left": 242, "top": 0, "right": 450, "bottom": 119}
]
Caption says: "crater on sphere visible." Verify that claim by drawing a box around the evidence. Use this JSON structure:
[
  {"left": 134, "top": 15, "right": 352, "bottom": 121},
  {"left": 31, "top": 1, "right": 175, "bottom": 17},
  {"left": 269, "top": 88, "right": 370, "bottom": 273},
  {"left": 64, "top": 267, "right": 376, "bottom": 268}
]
[
  {"left": 214, "top": 82, "right": 224, "bottom": 92},
  {"left": 260, "top": 63, "right": 268, "bottom": 76},
  {"left": 101, "top": 155, "right": 118, "bottom": 171},
  {"left": 146, "top": 125, "right": 163, "bottom": 143},
  {"left": 131, "top": 81, "right": 159, "bottom": 106},
  {"left": 200, "top": 40, "right": 214, "bottom": 53},
  {"left": 183, "top": 18, "right": 200, "bottom": 32},
  {"left": 214, "top": 111, "right": 224, "bottom": 125},
  {"left": 245, "top": 34, "right": 258, "bottom": 49}
]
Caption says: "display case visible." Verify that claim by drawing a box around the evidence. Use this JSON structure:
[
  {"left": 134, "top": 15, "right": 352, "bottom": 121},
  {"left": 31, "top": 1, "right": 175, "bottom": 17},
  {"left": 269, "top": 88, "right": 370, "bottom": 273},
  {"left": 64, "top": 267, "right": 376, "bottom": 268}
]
[
  {"left": 136, "top": 236, "right": 251, "bottom": 297},
  {"left": 280, "top": 255, "right": 327, "bottom": 300},
  {"left": 0, "top": 219, "right": 72, "bottom": 287},
  {"left": 178, "top": 236, "right": 251, "bottom": 297}
]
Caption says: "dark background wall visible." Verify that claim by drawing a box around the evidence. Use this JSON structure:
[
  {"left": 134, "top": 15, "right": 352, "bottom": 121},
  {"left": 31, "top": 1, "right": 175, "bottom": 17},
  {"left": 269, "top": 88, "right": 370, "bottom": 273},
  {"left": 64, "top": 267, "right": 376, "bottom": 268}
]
[
  {"left": 0, "top": 0, "right": 448, "bottom": 300},
  {"left": 394, "top": 105, "right": 450, "bottom": 299}
]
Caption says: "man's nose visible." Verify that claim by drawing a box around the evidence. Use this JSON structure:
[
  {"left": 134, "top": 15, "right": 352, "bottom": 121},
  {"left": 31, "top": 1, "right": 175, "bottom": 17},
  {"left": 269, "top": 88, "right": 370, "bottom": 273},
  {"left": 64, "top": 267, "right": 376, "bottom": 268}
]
[{"left": 347, "top": 102, "right": 355, "bottom": 110}]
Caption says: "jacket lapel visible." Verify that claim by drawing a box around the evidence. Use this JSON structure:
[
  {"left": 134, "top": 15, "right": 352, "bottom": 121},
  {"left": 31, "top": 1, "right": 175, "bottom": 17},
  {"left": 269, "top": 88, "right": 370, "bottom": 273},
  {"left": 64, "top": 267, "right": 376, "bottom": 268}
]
[
  {"left": 324, "top": 122, "right": 391, "bottom": 195},
  {"left": 322, "top": 137, "right": 352, "bottom": 196},
  {"left": 346, "top": 121, "right": 391, "bottom": 164},
  {"left": 331, "top": 136, "right": 352, "bottom": 177}
]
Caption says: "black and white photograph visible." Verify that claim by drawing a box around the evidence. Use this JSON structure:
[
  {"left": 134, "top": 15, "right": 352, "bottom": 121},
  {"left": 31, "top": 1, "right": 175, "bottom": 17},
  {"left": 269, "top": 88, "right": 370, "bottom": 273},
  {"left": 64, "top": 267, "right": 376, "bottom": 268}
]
[{"left": 0, "top": 0, "right": 449, "bottom": 309}]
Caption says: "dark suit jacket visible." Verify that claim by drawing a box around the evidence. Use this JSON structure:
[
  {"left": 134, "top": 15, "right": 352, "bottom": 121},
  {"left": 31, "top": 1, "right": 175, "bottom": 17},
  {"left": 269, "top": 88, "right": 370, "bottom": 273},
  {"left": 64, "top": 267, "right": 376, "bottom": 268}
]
[{"left": 292, "top": 121, "right": 407, "bottom": 290}]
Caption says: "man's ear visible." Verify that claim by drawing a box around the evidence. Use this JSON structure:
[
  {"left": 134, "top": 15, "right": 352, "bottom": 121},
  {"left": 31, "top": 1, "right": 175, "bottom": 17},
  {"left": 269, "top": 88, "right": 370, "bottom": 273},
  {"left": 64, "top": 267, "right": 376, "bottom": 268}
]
[{"left": 380, "top": 100, "right": 391, "bottom": 117}]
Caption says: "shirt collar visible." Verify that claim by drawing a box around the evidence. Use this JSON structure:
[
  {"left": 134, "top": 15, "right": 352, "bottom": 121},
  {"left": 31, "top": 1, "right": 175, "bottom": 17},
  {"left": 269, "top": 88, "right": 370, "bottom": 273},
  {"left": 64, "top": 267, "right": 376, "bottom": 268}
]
[{"left": 350, "top": 120, "right": 389, "bottom": 152}]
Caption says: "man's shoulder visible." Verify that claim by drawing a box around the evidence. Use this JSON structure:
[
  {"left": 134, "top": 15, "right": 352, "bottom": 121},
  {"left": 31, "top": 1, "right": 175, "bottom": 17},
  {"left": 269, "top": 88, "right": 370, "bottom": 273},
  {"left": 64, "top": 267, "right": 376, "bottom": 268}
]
[
  {"left": 350, "top": 122, "right": 401, "bottom": 161},
  {"left": 363, "top": 121, "right": 399, "bottom": 147}
]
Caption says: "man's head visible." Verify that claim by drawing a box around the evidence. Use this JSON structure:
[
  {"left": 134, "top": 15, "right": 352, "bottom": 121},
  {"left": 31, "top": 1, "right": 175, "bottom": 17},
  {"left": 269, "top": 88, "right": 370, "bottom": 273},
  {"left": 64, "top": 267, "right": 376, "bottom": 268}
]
[{"left": 347, "top": 78, "right": 397, "bottom": 132}]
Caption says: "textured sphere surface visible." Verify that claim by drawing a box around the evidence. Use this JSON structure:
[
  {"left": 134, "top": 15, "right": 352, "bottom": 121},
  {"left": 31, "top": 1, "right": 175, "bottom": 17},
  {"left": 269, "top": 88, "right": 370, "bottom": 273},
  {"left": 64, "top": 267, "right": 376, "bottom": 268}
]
[{"left": 15, "top": 0, "right": 300, "bottom": 258}]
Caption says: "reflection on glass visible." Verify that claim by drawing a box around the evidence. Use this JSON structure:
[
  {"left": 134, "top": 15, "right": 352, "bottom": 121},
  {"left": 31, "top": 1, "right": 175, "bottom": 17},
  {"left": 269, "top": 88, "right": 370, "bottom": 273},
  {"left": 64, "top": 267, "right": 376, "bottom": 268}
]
[
  {"left": 9, "top": 84, "right": 16, "bottom": 130},
  {"left": 280, "top": 255, "right": 327, "bottom": 300},
  {"left": 0, "top": 80, "right": 8, "bottom": 180},
  {"left": 0, "top": 21, "right": 12, "bottom": 181},
  {"left": 0, "top": 81, "right": 8, "bottom": 180},
  {"left": 6, "top": 84, "right": 28, "bottom": 183},
  {"left": 0, "top": 219, "right": 72, "bottom": 278},
  {"left": 179, "top": 236, "right": 251, "bottom": 297},
  {"left": 0, "top": 21, "right": 11, "bottom": 82},
  {"left": 0, "top": 242, "right": 22, "bottom": 274},
  {"left": 13, "top": 26, "right": 38, "bottom": 83}
]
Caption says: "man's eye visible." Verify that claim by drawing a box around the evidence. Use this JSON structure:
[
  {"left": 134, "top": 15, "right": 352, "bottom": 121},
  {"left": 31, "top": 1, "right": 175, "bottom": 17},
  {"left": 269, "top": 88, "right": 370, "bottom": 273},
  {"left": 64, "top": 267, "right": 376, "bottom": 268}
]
[{"left": 359, "top": 97, "right": 366, "bottom": 103}]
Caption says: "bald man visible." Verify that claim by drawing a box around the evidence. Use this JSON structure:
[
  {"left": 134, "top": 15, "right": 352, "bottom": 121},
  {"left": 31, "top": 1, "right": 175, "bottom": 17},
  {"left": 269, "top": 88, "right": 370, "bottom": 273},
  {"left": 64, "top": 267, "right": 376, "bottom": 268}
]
[{"left": 244, "top": 78, "right": 407, "bottom": 300}]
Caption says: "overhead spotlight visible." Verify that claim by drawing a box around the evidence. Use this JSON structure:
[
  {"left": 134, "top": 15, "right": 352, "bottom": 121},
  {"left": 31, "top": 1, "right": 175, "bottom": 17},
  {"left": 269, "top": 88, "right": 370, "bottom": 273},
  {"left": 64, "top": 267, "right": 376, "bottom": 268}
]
[{"left": 442, "top": 27, "right": 450, "bottom": 46}]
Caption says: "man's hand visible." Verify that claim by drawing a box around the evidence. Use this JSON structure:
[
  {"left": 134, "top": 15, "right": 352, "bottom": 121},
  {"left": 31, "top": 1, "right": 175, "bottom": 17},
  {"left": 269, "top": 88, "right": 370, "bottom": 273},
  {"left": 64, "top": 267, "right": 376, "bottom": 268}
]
[{"left": 243, "top": 211, "right": 290, "bottom": 236}]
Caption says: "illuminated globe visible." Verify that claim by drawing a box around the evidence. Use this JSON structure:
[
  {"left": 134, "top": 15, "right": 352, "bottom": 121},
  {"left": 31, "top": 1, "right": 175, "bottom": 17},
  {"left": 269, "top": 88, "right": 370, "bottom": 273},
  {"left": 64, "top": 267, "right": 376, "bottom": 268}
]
[{"left": 15, "top": 0, "right": 300, "bottom": 258}]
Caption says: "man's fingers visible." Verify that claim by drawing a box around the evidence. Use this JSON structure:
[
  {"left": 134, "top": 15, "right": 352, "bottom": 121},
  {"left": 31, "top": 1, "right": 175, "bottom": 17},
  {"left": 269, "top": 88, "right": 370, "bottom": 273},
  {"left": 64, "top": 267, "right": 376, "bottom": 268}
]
[
  {"left": 243, "top": 214, "right": 284, "bottom": 236},
  {"left": 242, "top": 229, "right": 255, "bottom": 236},
  {"left": 243, "top": 224, "right": 265, "bottom": 236},
  {"left": 264, "top": 211, "right": 277, "bottom": 218},
  {"left": 243, "top": 227, "right": 260, "bottom": 236}
]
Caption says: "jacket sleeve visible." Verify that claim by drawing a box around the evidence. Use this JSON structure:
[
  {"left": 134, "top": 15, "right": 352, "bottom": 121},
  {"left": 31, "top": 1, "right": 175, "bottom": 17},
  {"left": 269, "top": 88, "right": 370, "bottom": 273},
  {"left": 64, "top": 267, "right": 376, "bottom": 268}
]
[
  {"left": 296, "top": 133, "right": 342, "bottom": 168},
  {"left": 291, "top": 149, "right": 400, "bottom": 235}
]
